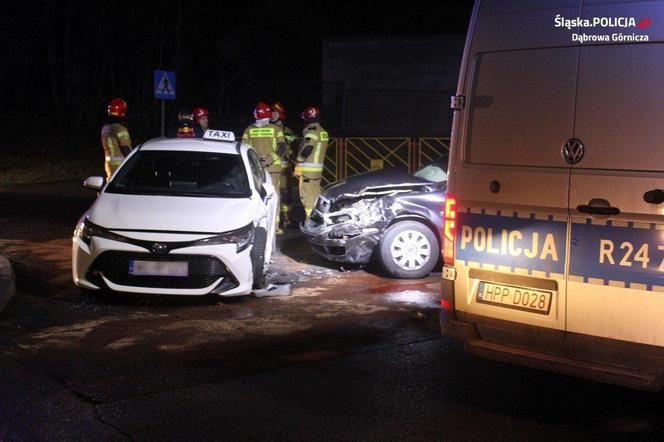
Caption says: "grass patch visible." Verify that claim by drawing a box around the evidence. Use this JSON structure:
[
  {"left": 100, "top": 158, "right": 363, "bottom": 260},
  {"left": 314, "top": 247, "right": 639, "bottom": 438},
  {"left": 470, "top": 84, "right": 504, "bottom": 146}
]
[{"left": 0, "top": 148, "right": 104, "bottom": 188}]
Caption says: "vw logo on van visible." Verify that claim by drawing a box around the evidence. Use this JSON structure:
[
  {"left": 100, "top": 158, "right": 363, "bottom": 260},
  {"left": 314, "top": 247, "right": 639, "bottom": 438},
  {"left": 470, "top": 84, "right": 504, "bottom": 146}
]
[{"left": 562, "top": 138, "right": 585, "bottom": 164}]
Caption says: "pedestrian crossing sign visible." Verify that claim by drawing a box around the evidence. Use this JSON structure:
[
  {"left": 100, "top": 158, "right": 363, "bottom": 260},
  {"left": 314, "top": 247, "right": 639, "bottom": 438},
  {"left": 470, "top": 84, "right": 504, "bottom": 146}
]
[{"left": 154, "top": 70, "right": 176, "bottom": 100}]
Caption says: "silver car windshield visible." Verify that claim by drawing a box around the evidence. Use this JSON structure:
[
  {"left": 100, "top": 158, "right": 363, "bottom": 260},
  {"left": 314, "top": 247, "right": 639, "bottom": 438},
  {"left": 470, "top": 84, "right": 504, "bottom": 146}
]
[{"left": 413, "top": 155, "right": 449, "bottom": 183}]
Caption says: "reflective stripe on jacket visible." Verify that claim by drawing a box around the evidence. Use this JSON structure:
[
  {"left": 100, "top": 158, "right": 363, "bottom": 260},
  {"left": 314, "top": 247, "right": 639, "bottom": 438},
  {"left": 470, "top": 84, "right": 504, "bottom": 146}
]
[
  {"left": 101, "top": 123, "right": 131, "bottom": 163},
  {"left": 295, "top": 123, "right": 328, "bottom": 179},
  {"left": 242, "top": 123, "right": 285, "bottom": 173}
]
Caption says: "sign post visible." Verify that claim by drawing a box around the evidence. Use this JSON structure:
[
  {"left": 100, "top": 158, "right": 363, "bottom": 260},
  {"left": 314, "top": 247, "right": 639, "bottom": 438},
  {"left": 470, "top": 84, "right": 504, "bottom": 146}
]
[{"left": 154, "top": 70, "right": 176, "bottom": 137}]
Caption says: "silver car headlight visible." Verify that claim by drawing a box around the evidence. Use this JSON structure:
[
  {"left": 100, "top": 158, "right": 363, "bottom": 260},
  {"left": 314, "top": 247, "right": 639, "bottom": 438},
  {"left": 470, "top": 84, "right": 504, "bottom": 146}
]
[
  {"left": 192, "top": 223, "right": 255, "bottom": 252},
  {"left": 356, "top": 199, "right": 386, "bottom": 225}
]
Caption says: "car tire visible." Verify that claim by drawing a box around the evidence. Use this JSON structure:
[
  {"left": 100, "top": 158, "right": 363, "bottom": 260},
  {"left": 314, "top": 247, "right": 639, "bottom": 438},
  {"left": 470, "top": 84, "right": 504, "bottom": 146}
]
[
  {"left": 251, "top": 227, "right": 267, "bottom": 289},
  {"left": 378, "top": 220, "right": 439, "bottom": 279}
]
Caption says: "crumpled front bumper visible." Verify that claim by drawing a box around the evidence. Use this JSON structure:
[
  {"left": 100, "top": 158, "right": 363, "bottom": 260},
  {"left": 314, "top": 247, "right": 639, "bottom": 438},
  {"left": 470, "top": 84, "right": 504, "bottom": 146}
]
[{"left": 300, "top": 220, "right": 382, "bottom": 264}]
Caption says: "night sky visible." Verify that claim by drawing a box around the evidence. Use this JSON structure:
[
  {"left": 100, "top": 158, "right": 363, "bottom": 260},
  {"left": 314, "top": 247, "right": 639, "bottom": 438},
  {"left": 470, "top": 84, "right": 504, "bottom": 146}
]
[{"left": 2, "top": 0, "right": 474, "bottom": 150}]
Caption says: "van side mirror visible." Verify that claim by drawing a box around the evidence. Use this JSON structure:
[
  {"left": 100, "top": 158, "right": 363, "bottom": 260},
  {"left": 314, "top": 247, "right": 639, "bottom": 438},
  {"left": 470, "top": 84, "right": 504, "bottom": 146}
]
[{"left": 83, "top": 176, "right": 104, "bottom": 191}]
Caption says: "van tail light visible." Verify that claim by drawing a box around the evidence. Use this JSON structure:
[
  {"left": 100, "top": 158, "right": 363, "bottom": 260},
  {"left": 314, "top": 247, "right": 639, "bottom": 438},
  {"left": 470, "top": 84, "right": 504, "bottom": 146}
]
[
  {"left": 442, "top": 194, "right": 456, "bottom": 266},
  {"left": 440, "top": 299, "right": 452, "bottom": 311}
]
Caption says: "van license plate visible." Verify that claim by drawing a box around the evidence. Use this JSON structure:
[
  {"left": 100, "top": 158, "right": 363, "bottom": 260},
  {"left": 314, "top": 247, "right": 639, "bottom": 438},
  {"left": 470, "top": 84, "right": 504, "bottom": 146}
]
[
  {"left": 129, "top": 260, "right": 189, "bottom": 277},
  {"left": 477, "top": 282, "right": 552, "bottom": 315}
]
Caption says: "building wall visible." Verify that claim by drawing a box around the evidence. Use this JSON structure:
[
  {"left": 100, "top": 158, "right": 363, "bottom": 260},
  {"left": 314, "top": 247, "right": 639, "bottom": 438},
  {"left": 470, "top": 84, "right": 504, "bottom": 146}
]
[{"left": 322, "top": 35, "right": 466, "bottom": 136}]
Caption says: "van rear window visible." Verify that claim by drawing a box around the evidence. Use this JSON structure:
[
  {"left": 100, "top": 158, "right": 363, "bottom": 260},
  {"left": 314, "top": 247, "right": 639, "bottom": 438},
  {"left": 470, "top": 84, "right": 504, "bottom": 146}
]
[
  {"left": 574, "top": 43, "right": 664, "bottom": 172},
  {"left": 466, "top": 48, "right": 578, "bottom": 168}
]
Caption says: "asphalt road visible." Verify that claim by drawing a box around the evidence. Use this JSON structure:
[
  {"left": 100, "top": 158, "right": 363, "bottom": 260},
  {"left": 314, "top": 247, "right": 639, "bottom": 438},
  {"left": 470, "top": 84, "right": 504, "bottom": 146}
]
[{"left": 1, "top": 182, "right": 664, "bottom": 441}]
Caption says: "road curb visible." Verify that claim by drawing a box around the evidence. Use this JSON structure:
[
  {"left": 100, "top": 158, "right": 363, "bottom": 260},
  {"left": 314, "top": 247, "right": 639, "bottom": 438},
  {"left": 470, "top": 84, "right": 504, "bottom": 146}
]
[{"left": 0, "top": 255, "right": 16, "bottom": 314}]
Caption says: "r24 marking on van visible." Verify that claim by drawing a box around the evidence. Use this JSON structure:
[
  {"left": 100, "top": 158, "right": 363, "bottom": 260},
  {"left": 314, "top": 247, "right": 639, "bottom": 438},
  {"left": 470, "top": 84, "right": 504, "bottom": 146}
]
[
  {"left": 598, "top": 240, "right": 653, "bottom": 269},
  {"left": 570, "top": 220, "right": 664, "bottom": 289}
]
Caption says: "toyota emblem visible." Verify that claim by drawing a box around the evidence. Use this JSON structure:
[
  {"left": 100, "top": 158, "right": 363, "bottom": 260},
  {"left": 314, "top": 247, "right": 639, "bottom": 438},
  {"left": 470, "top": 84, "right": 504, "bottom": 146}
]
[
  {"left": 151, "top": 243, "right": 168, "bottom": 254},
  {"left": 562, "top": 138, "right": 585, "bottom": 164}
]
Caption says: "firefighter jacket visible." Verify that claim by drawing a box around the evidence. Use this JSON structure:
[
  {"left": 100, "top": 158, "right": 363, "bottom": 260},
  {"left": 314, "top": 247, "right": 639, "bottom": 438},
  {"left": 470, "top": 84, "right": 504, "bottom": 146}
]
[
  {"left": 242, "top": 122, "right": 285, "bottom": 173},
  {"left": 295, "top": 123, "right": 328, "bottom": 179},
  {"left": 101, "top": 123, "right": 132, "bottom": 163},
  {"left": 275, "top": 120, "right": 295, "bottom": 169}
]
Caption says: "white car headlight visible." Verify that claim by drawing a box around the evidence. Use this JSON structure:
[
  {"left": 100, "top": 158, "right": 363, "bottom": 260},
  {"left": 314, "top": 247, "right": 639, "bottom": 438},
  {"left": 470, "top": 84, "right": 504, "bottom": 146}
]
[
  {"left": 192, "top": 223, "right": 255, "bottom": 252},
  {"left": 74, "top": 218, "right": 134, "bottom": 246},
  {"left": 74, "top": 219, "right": 255, "bottom": 253}
]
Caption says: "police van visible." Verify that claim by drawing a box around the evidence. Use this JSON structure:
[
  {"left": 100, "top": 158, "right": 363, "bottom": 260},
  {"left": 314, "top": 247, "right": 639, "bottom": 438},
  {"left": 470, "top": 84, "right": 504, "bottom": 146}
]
[{"left": 441, "top": 0, "right": 664, "bottom": 390}]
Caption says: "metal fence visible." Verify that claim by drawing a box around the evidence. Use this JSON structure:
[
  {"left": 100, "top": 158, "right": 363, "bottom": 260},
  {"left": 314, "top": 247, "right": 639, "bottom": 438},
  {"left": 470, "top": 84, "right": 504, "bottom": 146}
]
[
  {"left": 292, "top": 137, "right": 450, "bottom": 186},
  {"left": 322, "top": 138, "right": 339, "bottom": 186},
  {"left": 418, "top": 137, "right": 451, "bottom": 169},
  {"left": 344, "top": 137, "right": 411, "bottom": 180}
]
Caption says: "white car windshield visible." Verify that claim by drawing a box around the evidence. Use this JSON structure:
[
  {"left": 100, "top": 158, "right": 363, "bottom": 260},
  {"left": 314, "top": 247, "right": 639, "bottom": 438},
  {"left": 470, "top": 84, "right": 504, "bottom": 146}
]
[{"left": 106, "top": 150, "right": 250, "bottom": 198}]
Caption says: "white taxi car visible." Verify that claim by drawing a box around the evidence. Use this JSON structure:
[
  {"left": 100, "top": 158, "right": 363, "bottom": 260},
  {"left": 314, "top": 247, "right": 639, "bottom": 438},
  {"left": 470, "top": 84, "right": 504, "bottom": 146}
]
[{"left": 72, "top": 130, "right": 277, "bottom": 297}]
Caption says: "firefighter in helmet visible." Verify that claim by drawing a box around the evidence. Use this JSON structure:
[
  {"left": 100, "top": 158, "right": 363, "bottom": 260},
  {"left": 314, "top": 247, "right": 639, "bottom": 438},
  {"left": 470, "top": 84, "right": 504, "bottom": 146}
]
[
  {"left": 193, "top": 107, "right": 210, "bottom": 136},
  {"left": 168, "top": 108, "right": 202, "bottom": 138},
  {"left": 101, "top": 98, "right": 132, "bottom": 180},
  {"left": 294, "top": 106, "right": 328, "bottom": 218},
  {"left": 242, "top": 102, "right": 287, "bottom": 232},
  {"left": 270, "top": 101, "right": 296, "bottom": 228}
]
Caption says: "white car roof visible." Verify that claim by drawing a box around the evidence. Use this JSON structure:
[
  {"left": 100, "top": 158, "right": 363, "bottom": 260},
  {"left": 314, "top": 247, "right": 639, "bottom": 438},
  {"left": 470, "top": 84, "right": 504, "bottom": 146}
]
[{"left": 139, "top": 137, "right": 250, "bottom": 155}]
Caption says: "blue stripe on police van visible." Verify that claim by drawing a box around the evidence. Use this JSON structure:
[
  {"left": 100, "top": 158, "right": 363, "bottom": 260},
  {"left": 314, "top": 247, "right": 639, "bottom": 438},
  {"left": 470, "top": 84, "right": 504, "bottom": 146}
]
[
  {"left": 569, "top": 220, "right": 664, "bottom": 290},
  {"left": 456, "top": 211, "right": 566, "bottom": 277}
]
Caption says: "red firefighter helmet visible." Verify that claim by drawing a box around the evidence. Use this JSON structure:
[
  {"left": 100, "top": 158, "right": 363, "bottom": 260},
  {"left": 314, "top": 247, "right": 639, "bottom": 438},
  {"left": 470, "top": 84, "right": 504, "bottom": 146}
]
[
  {"left": 271, "top": 101, "right": 286, "bottom": 120},
  {"left": 253, "top": 102, "right": 272, "bottom": 120},
  {"left": 107, "top": 98, "right": 127, "bottom": 117},
  {"left": 300, "top": 105, "right": 320, "bottom": 123},
  {"left": 193, "top": 107, "right": 209, "bottom": 123}
]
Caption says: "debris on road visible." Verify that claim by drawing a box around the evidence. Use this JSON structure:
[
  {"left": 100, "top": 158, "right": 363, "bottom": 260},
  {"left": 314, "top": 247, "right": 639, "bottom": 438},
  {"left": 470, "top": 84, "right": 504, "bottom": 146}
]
[{"left": 253, "top": 283, "right": 292, "bottom": 298}]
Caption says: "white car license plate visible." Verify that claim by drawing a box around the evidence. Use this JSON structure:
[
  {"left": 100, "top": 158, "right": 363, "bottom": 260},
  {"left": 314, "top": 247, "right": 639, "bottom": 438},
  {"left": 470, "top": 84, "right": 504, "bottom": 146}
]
[
  {"left": 476, "top": 282, "right": 552, "bottom": 315},
  {"left": 129, "top": 260, "right": 189, "bottom": 277}
]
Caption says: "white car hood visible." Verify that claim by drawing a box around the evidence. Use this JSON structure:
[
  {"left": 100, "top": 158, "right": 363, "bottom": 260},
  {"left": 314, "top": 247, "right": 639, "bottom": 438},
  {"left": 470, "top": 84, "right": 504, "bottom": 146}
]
[{"left": 87, "top": 193, "right": 255, "bottom": 233}]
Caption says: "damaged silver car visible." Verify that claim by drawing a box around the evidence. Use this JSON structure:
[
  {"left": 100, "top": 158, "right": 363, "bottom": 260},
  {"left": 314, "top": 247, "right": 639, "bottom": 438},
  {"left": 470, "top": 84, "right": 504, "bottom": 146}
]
[{"left": 301, "top": 156, "right": 447, "bottom": 279}]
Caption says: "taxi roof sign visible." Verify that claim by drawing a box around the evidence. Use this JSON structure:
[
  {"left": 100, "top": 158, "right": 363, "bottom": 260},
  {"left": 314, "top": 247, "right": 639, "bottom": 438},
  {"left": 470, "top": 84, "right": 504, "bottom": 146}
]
[{"left": 203, "top": 130, "right": 235, "bottom": 142}]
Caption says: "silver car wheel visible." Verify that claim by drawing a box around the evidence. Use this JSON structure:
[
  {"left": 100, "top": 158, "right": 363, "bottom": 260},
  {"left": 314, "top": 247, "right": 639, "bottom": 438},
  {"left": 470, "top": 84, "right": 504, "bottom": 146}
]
[{"left": 390, "top": 229, "right": 432, "bottom": 271}]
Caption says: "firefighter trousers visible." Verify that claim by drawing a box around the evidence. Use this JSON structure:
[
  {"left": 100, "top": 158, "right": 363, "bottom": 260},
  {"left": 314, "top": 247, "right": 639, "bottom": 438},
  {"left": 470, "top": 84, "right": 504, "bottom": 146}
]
[
  {"left": 298, "top": 176, "right": 321, "bottom": 217},
  {"left": 269, "top": 172, "right": 281, "bottom": 226},
  {"left": 279, "top": 170, "right": 292, "bottom": 226}
]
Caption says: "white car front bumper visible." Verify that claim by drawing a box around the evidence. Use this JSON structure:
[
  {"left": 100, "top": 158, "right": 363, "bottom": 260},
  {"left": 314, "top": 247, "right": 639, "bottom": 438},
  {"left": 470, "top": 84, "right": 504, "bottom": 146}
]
[{"left": 72, "top": 235, "right": 253, "bottom": 296}]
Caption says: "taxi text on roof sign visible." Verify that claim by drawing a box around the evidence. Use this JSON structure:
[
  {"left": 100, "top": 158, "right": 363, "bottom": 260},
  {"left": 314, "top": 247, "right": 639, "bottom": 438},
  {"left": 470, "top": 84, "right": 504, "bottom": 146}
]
[{"left": 203, "top": 130, "right": 235, "bottom": 142}]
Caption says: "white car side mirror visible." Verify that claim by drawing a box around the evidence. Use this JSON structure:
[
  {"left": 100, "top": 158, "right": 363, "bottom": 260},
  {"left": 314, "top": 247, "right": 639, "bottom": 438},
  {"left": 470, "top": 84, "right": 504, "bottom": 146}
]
[
  {"left": 83, "top": 176, "right": 104, "bottom": 191},
  {"left": 262, "top": 182, "right": 275, "bottom": 196}
]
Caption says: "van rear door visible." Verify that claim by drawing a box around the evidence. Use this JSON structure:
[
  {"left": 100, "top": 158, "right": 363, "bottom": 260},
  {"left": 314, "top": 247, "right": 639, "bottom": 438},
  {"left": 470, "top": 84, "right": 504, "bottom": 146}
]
[
  {"left": 568, "top": 37, "right": 664, "bottom": 346},
  {"left": 453, "top": 45, "right": 576, "bottom": 334}
]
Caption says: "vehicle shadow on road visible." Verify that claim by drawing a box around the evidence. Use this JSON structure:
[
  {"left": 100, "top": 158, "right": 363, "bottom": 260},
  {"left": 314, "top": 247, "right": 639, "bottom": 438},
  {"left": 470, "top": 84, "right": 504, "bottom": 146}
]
[
  {"left": 81, "top": 289, "right": 230, "bottom": 307},
  {"left": 277, "top": 228, "right": 442, "bottom": 280},
  {"left": 278, "top": 229, "right": 346, "bottom": 270}
]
